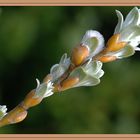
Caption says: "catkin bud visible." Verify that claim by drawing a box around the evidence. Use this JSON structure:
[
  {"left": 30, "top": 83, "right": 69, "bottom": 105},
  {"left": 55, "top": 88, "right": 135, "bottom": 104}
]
[
  {"left": 71, "top": 45, "right": 89, "bottom": 66},
  {"left": 23, "top": 90, "right": 43, "bottom": 109},
  {"left": 98, "top": 56, "right": 117, "bottom": 63},
  {"left": 53, "top": 77, "right": 79, "bottom": 92},
  {"left": 0, "top": 105, "right": 27, "bottom": 126},
  {"left": 106, "top": 34, "right": 126, "bottom": 52},
  {"left": 10, "top": 108, "right": 27, "bottom": 124},
  {"left": 61, "top": 77, "right": 79, "bottom": 91}
]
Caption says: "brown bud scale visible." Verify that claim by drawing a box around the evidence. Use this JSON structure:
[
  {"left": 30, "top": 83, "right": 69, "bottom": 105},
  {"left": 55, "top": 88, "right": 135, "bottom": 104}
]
[
  {"left": 71, "top": 45, "right": 89, "bottom": 66},
  {"left": 23, "top": 90, "right": 43, "bottom": 109},
  {"left": 98, "top": 56, "right": 117, "bottom": 63},
  {"left": 61, "top": 77, "right": 79, "bottom": 91},
  {"left": 106, "top": 34, "right": 126, "bottom": 52}
]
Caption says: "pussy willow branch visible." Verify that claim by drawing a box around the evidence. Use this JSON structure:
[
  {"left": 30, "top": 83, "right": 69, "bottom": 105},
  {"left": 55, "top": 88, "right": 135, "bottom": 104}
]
[
  {"left": 0, "top": 43, "right": 115, "bottom": 128},
  {"left": 1, "top": 7, "right": 140, "bottom": 128}
]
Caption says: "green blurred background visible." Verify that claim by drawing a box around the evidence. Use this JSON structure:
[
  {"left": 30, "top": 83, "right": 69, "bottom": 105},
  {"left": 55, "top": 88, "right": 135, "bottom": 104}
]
[{"left": 0, "top": 6, "right": 140, "bottom": 134}]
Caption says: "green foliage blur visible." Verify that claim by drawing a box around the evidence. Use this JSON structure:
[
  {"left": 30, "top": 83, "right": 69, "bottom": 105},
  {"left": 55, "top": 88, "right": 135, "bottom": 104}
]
[{"left": 0, "top": 6, "right": 140, "bottom": 134}]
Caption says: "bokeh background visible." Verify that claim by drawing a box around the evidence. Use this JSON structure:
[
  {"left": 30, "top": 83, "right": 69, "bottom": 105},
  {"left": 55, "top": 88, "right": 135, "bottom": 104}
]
[{"left": 0, "top": 6, "right": 140, "bottom": 134}]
